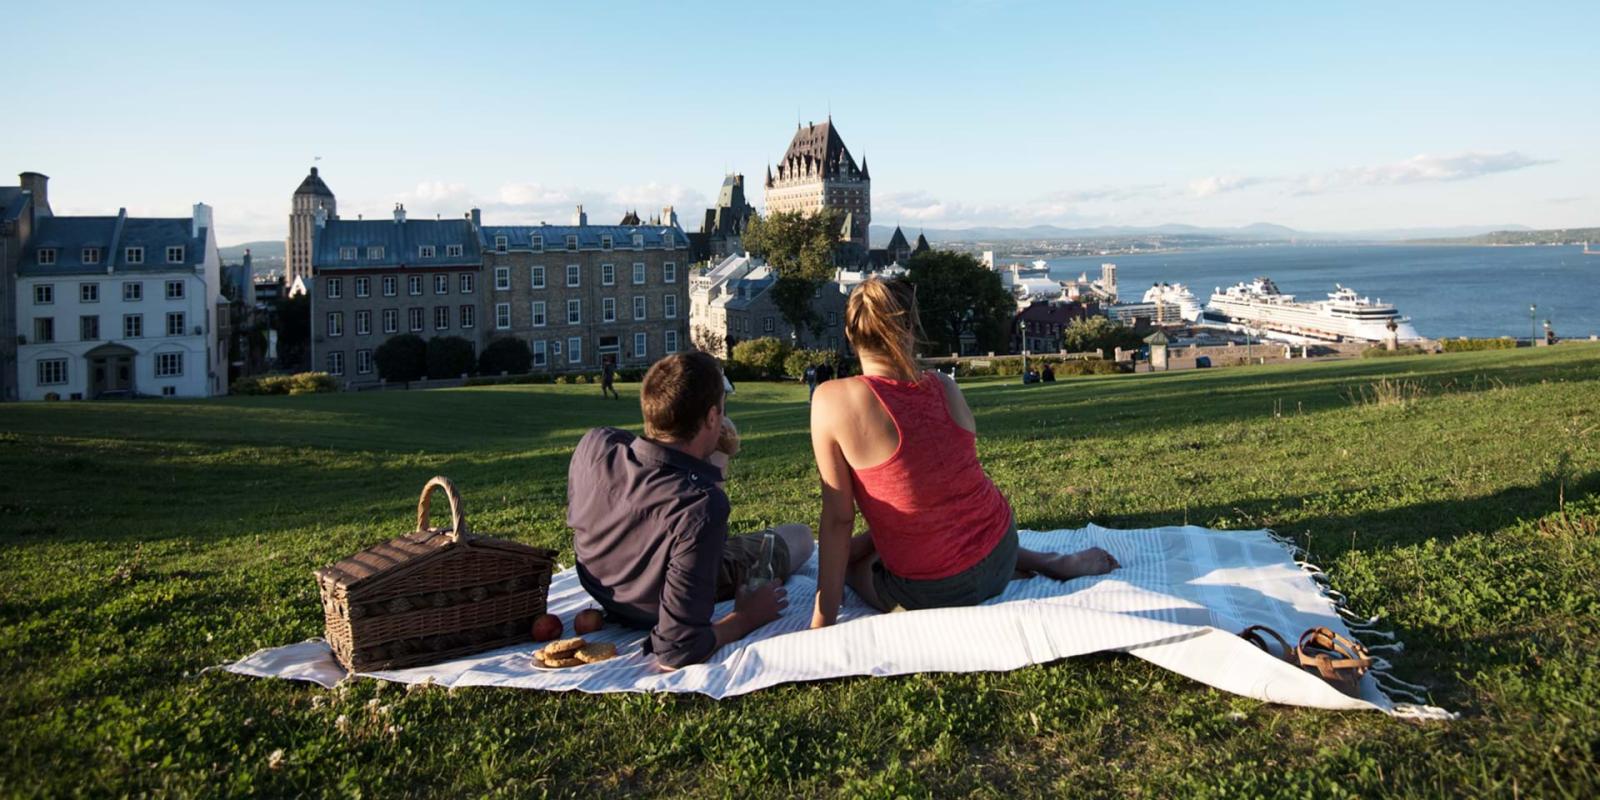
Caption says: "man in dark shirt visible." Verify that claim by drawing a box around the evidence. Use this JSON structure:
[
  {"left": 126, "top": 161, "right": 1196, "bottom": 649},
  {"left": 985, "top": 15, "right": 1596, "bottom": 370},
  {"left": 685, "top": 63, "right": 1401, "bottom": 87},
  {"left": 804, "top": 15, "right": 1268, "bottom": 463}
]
[{"left": 569, "top": 351, "right": 814, "bottom": 668}]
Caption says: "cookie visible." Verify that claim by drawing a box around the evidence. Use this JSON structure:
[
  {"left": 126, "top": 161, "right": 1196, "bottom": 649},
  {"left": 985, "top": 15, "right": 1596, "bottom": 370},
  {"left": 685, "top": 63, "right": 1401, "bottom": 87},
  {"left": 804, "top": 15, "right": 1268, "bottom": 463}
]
[
  {"left": 541, "top": 637, "right": 585, "bottom": 658},
  {"left": 536, "top": 653, "right": 584, "bottom": 668},
  {"left": 574, "top": 642, "right": 617, "bottom": 663}
]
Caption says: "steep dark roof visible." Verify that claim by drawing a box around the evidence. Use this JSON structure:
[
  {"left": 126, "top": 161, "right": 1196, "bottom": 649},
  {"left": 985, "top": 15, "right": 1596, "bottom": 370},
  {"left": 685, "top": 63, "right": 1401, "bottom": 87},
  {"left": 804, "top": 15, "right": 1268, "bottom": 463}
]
[
  {"left": 295, "top": 167, "right": 335, "bottom": 198},
  {"left": 20, "top": 213, "right": 208, "bottom": 276},
  {"left": 913, "top": 233, "right": 930, "bottom": 253},
  {"left": 885, "top": 226, "right": 910, "bottom": 253},
  {"left": 769, "top": 119, "right": 863, "bottom": 186},
  {"left": 619, "top": 210, "right": 641, "bottom": 225},
  {"left": 313, "top": 218, "right": 481, "bottom": 270}
]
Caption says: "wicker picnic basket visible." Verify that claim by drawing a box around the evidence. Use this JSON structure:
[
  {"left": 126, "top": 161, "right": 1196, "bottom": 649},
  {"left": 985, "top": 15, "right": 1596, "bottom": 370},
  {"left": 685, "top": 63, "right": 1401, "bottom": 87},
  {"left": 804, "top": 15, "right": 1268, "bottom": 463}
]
[{"left": 315, "top": 476, "right": 557, "bottom": 672}]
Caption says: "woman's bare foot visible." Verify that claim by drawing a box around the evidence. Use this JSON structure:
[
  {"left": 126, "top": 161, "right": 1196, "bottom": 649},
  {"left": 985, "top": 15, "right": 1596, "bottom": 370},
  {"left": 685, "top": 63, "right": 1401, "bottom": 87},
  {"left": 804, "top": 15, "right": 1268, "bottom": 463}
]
[{"left": 1032, "top": 547, "right": 1120, "bottom": 581}]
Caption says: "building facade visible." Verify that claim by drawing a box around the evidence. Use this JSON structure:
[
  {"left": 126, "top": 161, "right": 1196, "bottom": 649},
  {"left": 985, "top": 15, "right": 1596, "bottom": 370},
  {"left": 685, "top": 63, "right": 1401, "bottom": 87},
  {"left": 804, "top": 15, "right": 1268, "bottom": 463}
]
[
  {"left": 309, "top": 205, "right": 484, "bottom": 384},
  {"left": 1, "top": 172, "right": 52, "bottom": 401},
  {"left": 287, "top": 167, "right": 335, "bottom": 288},
  {"left": 689, "top": 254, "right": 850, "bottom": 358},
  {"left": 14, "top": 201, "right": 227, "bottom": 400},
  {"left": 764, "top": 119, "right": 871, "bottom": 262},
  {"left": 481, "top": 206, "right": 691, "bottom": 373},
  {"left": 690, "top": 173, "right": 755, "bottom": 262}
]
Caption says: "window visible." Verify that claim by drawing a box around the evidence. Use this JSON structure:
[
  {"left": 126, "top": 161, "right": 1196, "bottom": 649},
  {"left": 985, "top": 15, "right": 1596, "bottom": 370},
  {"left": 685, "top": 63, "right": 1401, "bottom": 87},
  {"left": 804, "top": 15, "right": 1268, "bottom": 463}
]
[
  {"left": 383, "top": 308, "right": 399, "bottom": 334},
  {"left": 326, "top": 277, "right": 343, "bottom": 299},
  {"left": 162, "top": 386, "right": 176, "bottom": 397},
  {"left": 355, "top": 277, "right": 370, "bottom": 298},
  {"left": 495, "top": 235, "right": 508, "bottom": 252},
  {"left": 665, "top": 330, "right": 679, "bottom": 353},
  {"left": 568, "top": 337, "right": 582, "bottom": 364},
  {"left": 551, "top": 340, "right": 562, "bottom": 356},
  {"left": 434, "top": 306, "right": 449, "bottom": 331},
  {"left": 33, "top": 317, "right": 54, "bottom": 343},
  {"left": 357, "top": 349, "right": 373, "bottom": 374},
  {"left": 632, "top": 263, "right": 646, "bottom": 285},
  {"left": 566, "top": 264, "right": 580, "bottom": 287},
  {"left": 531, "top": 265, "right": 545, "bottom": 289},
  {"left": 434, "top": 274, "right": 449, "bottom": 295},
  {"left": 156, "top": 352, "right": 184, "bottom": 377},
  {"left": 166, "top": 280, "right": 185, "bottom": 300},
  {"left": 419, "top": 245, "right": 437, "bottom": 259},
  {"left": 33, "top": 285, "right": 52, "bottom": 305},
  {"left": 37, "top": 248, "right": 56, "bottom": 265},
  {"left": 383, "top": 275, "right": 397, "bottom": 296},
  {"left": 532, "top": 339, "right": 547, "bottom": 366},
  {"left": 167, "top": 312, "right": 186, "bottom": 337},
  {"left": 633, "top": 296, "right": 646, "bottom": 321},
  {"left": 356, "top": 310, "right": 371, "bottom": 336},
  {"left": 80, "top": 283, "right": 99, "bottom": 303},
  {"left": 83, "top": 248, "right": 101, "bottom": 265},
  {"left": 494, "top": 266, "right": 510, "bottom": 290},
  {"left": 166, "top": 246, "right": 185, "bottom": 264},
  {"left": 340, "top": 246, "right": 357, "bottom": 261},
  {"left": 664, "top": 262, "right": 677, "bottom": 284},
  {"left": 601, "top": 234, "right": 613, "bottom": 250},
  {"left": 663, "top": 231, "right": 675, "bottom": 249},
  {"left": 531, "top": 235, "right": 544, "bottom": 252},
  {"left": 459, "top": 273, "right": 474, "bottom": 293},
  {"left": 495, "top": 302, "right": 511, "bottom": 330},
  {"left": 408, "top": 275, "right": 423, "bottom": 296},
  {"left": 80, "top": 316, "right": 100, "bottom": 341},
  {"left": 763, "top": 316, "right": 774, "bottom": 333},
  {"left": 326, "top": 312, "right": 343, "bottom": 337},
  {"left": 120, "top": 282, "right": 141, "bottom": 303},
  {"left": 367, "top": 246, "right": 385, "bottom": 259},
  {"left": 632, "top": 233, "right": 644, "bottom": 249},
  {"left": 567, "top": 299, "right": 581, "bottom": 325},
  {"left": 602, "top": 297, "right": 616, "bottom": 323},
  {"left": 565, "top": 235, "right": 577, "bottom": 251},
  {"left": 601, "top": 263, "right": 615, "bottom": 285},
  {"left": 327, "top": 351, "right": 344, "bottom": 376},
  {"left": 446, "top": 244, "right": 464, "bottom": 258},
  {"left": 38, "top": 358, "right": 68, "bottom": 386},
  {"left": 408, "top": 307, "right": 424, "bottom": 332},
  {"left": 634, "top": 332, "right": 647, "bottom": 360},
  {"left": 531, "top": 301, "right": 547, "bottom": 327},
  {"left": 664, "top": 294, "right": 678, "bottom": 319},
  {"left": 124, "top": 314, "right": 143, "bottom": 338},
  {"left": 125, "top": 247, "right": 144, "bottom": 265},
  {"left": 460, "top": 305, "right": 475, "bottom": 329}
]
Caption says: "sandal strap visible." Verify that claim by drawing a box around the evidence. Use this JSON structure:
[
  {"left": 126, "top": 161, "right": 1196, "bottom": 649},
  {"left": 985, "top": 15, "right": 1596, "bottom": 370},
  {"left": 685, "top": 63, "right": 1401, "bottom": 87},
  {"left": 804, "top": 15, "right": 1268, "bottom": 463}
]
[
  {"left": 1297, "top": 626, "right": 1374, "bottom": 687},
  {"left": 1239, "top": 625, "right": 1295, "bottom": 664}
]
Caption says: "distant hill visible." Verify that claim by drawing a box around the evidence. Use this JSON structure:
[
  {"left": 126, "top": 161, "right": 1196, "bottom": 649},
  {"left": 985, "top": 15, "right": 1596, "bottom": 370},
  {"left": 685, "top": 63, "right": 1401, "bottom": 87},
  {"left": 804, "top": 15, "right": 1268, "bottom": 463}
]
[
  {"left": 1406, "top": 227, "right": 1600, "bottom": 246},
  {"left": 220, "top": 241, "right": 284, "bottom": 260},
  {"left": 870, "top": 222, "right": 1532, "bottom": 245}
]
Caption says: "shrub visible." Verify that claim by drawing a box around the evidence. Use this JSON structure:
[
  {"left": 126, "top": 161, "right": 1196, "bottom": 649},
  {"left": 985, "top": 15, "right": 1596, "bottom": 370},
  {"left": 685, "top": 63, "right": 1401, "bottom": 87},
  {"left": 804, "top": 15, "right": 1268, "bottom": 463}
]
[
  {"left": 731, "top": 337, "right": 792, "bottom": 379},
  {"left": 287, "top": 372, "right": 337, "bottom": 395},
  {"left": 426, "top": 336, "right": 476, "bottom": 379},
  {"left": 784, "top": 349, "right": 840, "bottom": 380},
  {"left": 554, "top": 375, "right": 572, "bottom": 385},
  {"left": 375, "top": 335, "right": 428, "bottom": 382},
  {"left": 230, "top": 372, "right": 337, "bottom": 395},
  {"left": 574, "top": 374, "right": 591, "bottom": 385},
  {"left": 477, "top": 337, "right": 533, "bottom": 376},
  {"left": 1362, "top": 345, "right": 1429, "bottom": 358},
  {"left": 1441, "top": 337, "right": 1519, "bottom": 352}
]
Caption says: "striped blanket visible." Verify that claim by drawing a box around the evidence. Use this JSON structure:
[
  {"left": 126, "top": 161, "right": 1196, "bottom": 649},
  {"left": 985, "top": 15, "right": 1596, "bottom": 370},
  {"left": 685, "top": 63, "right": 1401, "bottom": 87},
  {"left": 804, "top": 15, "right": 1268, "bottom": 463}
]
[{"left": 226, "top": 525, "right": 1452, "bottom": 718}]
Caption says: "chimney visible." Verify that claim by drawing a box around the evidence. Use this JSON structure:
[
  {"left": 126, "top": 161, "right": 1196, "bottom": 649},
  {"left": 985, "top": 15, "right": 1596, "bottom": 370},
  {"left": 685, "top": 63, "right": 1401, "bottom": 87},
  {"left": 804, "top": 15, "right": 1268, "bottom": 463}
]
[
  {"left": 191, "top": 202, "right": 213, "bottom": 238},
  {"left": 469, "top": 208, "right": 481, "bottom": 229},
  {"left": 662, "top": 206, "right": 678, "bottom": 227},
  {"left": 19, "top": 171, "right": 50, "bottom": 221},
  {"left": 393, "top": 203, "right": 406, "bottom": 223},
  {"left": 573, "top": 204, "right": 587, "bottom": 226}
]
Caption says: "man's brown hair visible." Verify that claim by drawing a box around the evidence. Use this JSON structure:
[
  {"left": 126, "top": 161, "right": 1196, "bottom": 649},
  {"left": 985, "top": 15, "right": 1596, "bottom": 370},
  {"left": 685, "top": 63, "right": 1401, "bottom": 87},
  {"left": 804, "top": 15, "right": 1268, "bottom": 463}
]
[{"left": 640, "top": 350, "right": 725, "bottom": 442}]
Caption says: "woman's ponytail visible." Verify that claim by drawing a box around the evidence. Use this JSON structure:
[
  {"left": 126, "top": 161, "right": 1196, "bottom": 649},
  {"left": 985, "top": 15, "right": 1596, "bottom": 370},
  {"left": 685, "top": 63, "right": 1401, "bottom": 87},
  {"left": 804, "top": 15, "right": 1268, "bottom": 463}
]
[{"left": 845, "top": 277, "right": 921, "bottom": 382}]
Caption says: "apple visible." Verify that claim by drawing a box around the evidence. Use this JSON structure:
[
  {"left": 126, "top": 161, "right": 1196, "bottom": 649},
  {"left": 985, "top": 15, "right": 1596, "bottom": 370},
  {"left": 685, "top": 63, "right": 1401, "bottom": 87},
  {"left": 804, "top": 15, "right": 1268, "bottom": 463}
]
[
  {"left": 573, "top": 608, "right": 605, "bottom": 635},
  {"left": 531, "top": 613, "right": 563, "bottom": 642}
]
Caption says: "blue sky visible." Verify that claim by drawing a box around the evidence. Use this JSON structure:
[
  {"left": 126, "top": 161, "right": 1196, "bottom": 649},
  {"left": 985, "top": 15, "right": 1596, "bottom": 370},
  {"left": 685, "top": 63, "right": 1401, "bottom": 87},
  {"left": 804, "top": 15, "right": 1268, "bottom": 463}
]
[{"left": 6, "top": 1, "right": 1597, "bottom": 244}]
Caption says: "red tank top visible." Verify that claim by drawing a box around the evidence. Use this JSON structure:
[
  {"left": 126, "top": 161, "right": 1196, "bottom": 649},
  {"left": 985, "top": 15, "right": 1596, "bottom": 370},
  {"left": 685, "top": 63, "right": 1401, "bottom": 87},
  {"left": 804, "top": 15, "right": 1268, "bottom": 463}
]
[{"left": 849, "top": 372, "right": 1012, "bottom": 580}]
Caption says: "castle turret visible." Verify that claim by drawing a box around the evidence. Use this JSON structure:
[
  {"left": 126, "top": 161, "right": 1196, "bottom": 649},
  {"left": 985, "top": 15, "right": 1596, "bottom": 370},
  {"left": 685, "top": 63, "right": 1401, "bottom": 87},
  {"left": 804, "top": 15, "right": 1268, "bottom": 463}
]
[{"left": 287, "top": 166, "right": 336, "bottom": 286}]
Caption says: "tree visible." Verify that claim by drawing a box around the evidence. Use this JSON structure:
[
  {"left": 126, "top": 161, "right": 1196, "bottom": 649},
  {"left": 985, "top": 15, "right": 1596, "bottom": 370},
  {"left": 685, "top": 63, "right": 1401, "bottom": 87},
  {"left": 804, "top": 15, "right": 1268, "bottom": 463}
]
[
  {"left": 426, "top": 336, "right": 476, "bottom": 379},
  {"left": 905, "top": 250, "right": 1015, "bottom": 356},
  {"left": 1061, "top": 316, "right": 1145, "bottom": 356},
  {"left": 374, "top": 334, "right": 428, "bottom": 382},
  {"left": 730, "top": 337, "right": 792, "bottom": 379},
  {"left": 272, "top": 294, "right": 310, "bottom": 372},
  {"left": 477, "top": 337, "right": 533, "bottom": 376},
  {"left": 742, "top": 210, "right": 841, "bottom": 341}
]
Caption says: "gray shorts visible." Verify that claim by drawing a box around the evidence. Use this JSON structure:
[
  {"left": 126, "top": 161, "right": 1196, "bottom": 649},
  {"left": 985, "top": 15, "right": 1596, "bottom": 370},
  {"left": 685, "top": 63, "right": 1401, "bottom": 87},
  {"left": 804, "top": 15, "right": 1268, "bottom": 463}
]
[{"left": 871, "top": 522, "right": 1020, "bottom": 612}]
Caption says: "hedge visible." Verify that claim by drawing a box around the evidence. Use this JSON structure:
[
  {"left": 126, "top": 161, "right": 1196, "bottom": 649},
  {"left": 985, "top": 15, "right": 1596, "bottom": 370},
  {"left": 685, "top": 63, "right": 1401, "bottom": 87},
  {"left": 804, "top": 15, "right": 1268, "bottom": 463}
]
[
  {"left": 1441, "top": 337, "right": 1519, "bottom": 352},
  {"left": 230, "top": 372, "right": 338, "bottom": 395}
]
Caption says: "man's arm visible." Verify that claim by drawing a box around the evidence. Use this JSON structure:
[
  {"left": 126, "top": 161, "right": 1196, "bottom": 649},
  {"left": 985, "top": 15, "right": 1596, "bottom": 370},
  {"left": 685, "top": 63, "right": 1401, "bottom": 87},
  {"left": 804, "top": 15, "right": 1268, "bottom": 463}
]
[{"left": 653, "top": 502, "right": 785, "bottom": 670}]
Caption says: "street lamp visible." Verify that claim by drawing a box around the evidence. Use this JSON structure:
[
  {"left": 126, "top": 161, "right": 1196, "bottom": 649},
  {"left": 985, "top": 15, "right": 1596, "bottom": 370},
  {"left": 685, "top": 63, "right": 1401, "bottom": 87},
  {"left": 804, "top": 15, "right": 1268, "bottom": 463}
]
[
  {"left": 1530, "top": 303, "right": 1538, "bottom": 345},
  {"left": 1020, "top": 319, "right": 1029, "bottom": 379}
]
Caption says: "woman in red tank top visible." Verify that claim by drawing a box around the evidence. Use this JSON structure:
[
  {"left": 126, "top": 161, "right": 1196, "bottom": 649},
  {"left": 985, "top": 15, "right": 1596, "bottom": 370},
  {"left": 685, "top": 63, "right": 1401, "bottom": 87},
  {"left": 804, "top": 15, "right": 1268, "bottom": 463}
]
[{"left": 808, "top": 278, "right": 1119, "bottom": 628}]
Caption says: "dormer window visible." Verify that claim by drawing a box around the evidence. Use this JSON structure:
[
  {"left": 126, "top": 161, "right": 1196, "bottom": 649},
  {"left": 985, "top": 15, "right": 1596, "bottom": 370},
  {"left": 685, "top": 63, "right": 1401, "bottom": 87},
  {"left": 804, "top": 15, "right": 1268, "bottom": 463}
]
[
  {"left": 166, "top": 246, "right": 185, "bottom": 264},
  {"left": 37, "top": 248, "right": 56, "bottom": 265},
  {"left": 663, "top": 232, "right": 675, "bottom": 249},
  {"left": 495, "top": 235, "right": 508, "bottom": 252},
  {"left": 601, "top": 234, "right": 613, "bottom": 251},
  {"left": 82, "top": 248, "right": 101, "bottom": 265},
  {"left": 632, "top": 233, "right": 644, "bottom": 249},
  {"left": 419, "top": 245, "right": 436, "bottom": 259},
  {"left": 339, "top": 246, "right": 356, "bottom": 260},
  {"left": 531, "top": 235, "right": 543, "bottom": 252},
  {"left": 565, "top": 235, "right": 578, "bottom": 251},
  {"left": 125, "top": 247, "right": 144, "bottom": 265},
  {"left": 446, "top": 244, "right": 463, "bottom": 258},
  {"left": 366, "top": 246, "right": 384, "bottom": 259}
]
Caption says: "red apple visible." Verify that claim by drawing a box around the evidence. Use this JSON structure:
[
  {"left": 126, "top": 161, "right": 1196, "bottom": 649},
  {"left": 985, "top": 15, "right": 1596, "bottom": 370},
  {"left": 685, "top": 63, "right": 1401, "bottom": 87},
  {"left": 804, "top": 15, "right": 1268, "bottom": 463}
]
[
  {"left": 573, "top": 608, "right": 604, "bottom": 635},
  {"left": 531, "top": 613, "right": 562, "bottom": 642}
]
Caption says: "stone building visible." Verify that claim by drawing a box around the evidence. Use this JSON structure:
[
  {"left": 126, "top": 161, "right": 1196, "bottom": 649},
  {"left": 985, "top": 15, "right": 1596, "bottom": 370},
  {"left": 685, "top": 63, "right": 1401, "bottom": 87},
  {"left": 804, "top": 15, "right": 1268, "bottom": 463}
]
[
  {"left": 689, "top": 253, "right": 849, "bottom": 358},
  {"left": 308, "top": 205, "right": 483, "bottom": 384},
  {"left": 287, "top": 167, "right": 335, "bottom": 288},
  {"left": 0, "top": 172, "right": 52, "bottom": 401},
  {"left": 1011, "top": 300, "right": 1100, "bottom": 355},
  {"left": 689, "top": 173, "right": 755, "bottom": 262},
  {"left": 764, "top": 118, "right": 871, "bottom": 263},
  {"left": 481, "top": 206, "right": 691, "bottom": 373}
]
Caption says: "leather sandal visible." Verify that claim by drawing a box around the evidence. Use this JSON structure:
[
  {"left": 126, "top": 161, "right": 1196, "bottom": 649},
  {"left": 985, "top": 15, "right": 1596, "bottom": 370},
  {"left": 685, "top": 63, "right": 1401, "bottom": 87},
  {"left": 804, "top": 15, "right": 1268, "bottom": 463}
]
[
  {"left": 1296, "top": 626, "right": 1373, "bottom": 697},
  {"left": 1239, "top": 624, "right": 1297, "bottom": 664}
]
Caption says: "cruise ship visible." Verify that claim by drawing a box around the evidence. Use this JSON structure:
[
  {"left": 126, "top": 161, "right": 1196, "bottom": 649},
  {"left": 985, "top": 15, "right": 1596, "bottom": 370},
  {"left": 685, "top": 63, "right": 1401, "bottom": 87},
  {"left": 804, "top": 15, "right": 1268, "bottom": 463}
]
[
  {"left": 1106, "top": 282, "right": 1203, "bottom": 326},
  {"left": 1205, "top": 278, "right": 1421, "bottom": 342}
]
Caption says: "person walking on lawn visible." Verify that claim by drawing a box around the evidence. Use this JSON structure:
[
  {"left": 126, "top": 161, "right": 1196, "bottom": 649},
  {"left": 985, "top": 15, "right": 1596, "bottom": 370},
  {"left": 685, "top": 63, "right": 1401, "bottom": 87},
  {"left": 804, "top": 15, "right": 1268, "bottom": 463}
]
[
  {"left": 569, "top": 351, "right": 814, "bottom": 668},
  {"left": 600, "top": 357, "right": 620, "bottom": 399},
  {"left": 807, "top": 277, "right": 1118, "bottom": 627}
]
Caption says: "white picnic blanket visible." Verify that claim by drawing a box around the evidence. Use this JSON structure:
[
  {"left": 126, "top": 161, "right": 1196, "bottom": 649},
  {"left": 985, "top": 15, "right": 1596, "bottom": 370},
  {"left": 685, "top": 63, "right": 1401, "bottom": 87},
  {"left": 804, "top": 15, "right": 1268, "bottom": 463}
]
[{"left": 226, "top": 525, "right": 1452, "bottom": 718}]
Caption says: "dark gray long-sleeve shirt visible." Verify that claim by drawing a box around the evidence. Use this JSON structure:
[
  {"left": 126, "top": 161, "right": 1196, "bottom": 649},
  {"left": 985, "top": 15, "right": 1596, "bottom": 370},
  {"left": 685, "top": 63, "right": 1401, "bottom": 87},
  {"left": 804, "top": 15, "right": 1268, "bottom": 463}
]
[{"left": 568, "top": 427, "right": 728, "bottom": 668}]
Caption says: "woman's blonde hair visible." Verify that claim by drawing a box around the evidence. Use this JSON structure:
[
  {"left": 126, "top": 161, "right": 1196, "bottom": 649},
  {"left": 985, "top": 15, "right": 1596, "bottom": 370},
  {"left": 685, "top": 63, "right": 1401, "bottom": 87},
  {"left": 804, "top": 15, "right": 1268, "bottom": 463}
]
[{"left": 845, "top": 277, "right": 922, "bottom": 382}]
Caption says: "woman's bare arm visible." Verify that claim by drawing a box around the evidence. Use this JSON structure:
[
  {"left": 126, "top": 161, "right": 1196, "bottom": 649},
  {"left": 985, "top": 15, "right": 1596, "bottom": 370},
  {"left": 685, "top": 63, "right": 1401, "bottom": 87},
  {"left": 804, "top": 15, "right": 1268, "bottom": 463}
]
[{"left": 809, "top": 381, "right": 858, "bottom": 628}]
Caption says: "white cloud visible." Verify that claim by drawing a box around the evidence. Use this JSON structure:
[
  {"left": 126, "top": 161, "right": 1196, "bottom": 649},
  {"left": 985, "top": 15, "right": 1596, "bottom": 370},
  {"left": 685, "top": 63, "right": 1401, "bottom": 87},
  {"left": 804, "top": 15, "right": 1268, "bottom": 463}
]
[
  {"left": 1187, "top": 175, "right": 1268, "bottom": 197},
  {"left": 1293, "top": 151, "right": 1552, "bottom": 195}
]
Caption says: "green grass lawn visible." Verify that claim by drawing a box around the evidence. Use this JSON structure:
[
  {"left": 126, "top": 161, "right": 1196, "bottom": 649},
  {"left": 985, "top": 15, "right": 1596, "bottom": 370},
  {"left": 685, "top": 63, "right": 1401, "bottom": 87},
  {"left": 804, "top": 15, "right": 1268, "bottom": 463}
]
[{"left": 3, "top": 345, "right": 1599, "bottom": 797}]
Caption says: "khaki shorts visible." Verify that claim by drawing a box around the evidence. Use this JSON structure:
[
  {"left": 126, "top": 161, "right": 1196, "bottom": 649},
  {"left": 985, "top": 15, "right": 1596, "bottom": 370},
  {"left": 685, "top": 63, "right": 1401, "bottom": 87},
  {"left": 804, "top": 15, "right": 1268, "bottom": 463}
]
[
  {"left": 871, "top": 522, "right": 1019, "bottom": 612},
  {"left": 714, "top": 530, "right": 793, "bottom": 602}
]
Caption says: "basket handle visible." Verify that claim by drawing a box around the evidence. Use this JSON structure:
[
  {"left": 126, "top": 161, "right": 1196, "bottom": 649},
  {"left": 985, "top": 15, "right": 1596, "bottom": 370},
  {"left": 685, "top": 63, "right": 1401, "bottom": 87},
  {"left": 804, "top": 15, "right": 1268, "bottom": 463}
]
[{"left": 416, "top": 476, "right": 470, "bottom": 542}]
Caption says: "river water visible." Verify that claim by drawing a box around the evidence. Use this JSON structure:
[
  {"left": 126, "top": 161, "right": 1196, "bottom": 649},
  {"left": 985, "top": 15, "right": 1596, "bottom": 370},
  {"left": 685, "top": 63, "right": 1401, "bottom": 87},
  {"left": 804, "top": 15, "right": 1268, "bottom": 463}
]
[{"left": 1042, "top": 244, "right": 1598, "bottom": 339}]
